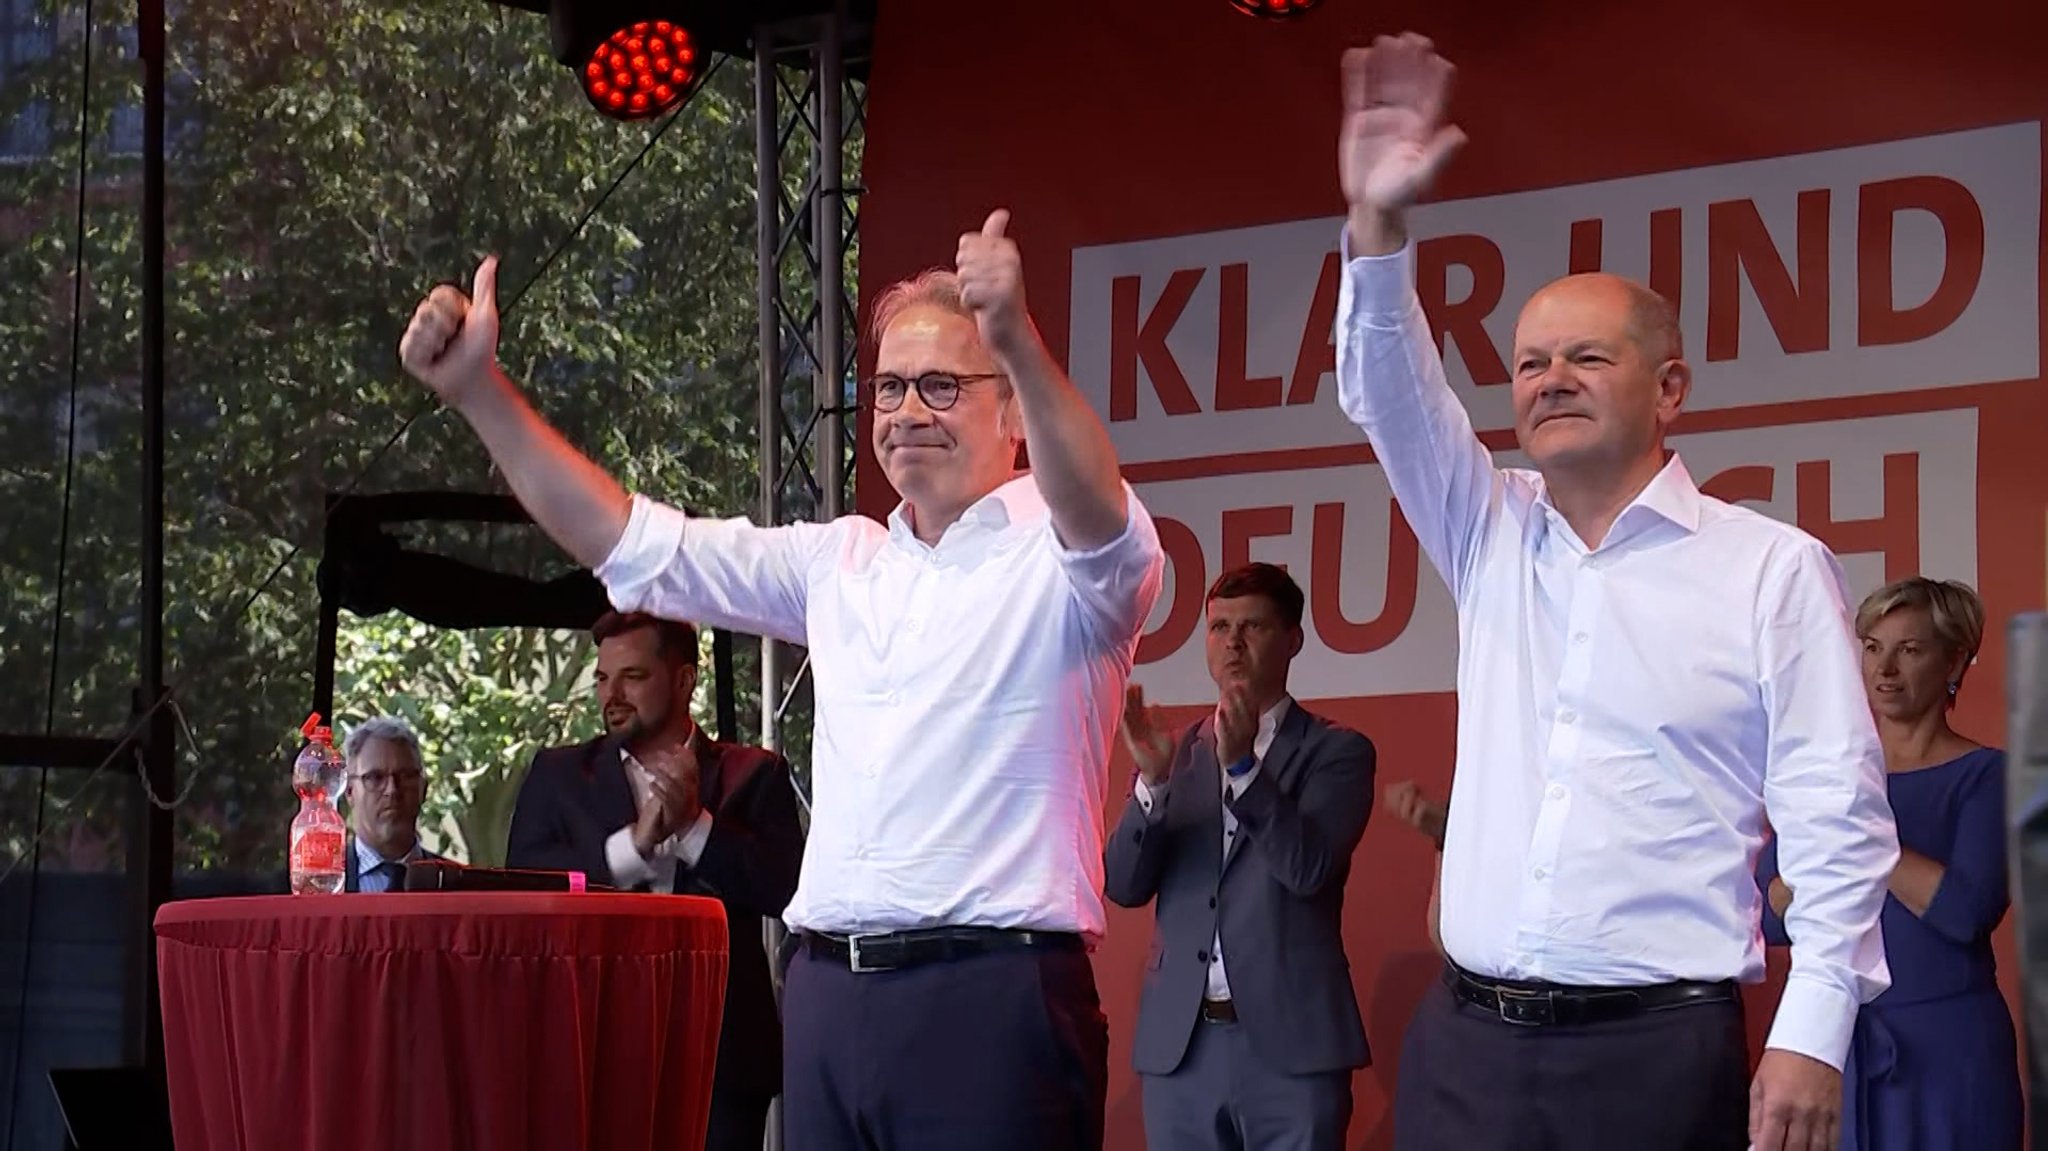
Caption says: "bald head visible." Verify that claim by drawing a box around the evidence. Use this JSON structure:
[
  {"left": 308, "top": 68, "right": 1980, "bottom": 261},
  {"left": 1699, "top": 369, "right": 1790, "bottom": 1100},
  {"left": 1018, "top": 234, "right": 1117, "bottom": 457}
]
[
  {"left": 1526, "top": 273, "right": 1683, "bottom": 364},
  {"left": 1509, "top": 271, "right": 1693, "bottom": 484}
]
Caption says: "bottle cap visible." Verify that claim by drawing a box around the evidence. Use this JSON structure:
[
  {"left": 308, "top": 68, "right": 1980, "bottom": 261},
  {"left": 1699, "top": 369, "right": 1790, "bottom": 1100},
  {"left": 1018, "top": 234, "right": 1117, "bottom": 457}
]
[{"left": 300, "top": 713, "right": 334, "bottom": 744}]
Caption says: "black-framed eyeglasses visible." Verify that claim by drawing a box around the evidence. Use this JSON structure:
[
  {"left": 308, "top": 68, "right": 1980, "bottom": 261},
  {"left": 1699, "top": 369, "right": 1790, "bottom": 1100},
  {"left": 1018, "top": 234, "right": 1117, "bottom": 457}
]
[{"left": 866, "top": 372, "right": 1006, "bottom": 413}]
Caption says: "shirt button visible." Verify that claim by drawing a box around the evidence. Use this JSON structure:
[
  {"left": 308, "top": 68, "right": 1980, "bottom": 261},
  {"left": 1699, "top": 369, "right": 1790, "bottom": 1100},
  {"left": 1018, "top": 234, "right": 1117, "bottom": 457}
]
[
  {"left": 885, "top": 690, "right": 901, "bottom": 706},
  {"left": 1196, "top": 949, "right": 1210, "bottom": 963},
  {"left": 905, "top": 618, "right": 923, "bottom": 634},
  {"left": 1534, "top": 867, "right": 1548, "bottom": 880},
  {"left": 1548, "top": 784, "right": 1566, "bottom": 800},
  {"left": 1519, "top": 953, "right": 1535, "bottom": 967},
  {"left": 1571, "top": 632, "right": 1588, "bottom": 645},
  {"left": 1557, "top": 708, "right": 1577, "bottom": 724}
]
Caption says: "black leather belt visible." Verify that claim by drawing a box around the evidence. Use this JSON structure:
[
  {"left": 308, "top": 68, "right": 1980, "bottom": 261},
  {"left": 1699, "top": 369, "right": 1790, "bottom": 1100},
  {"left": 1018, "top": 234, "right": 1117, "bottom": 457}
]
[
  {"left": 1445, "top": 964, "right": 1738, "bottom": 1027},
  {"left": 802, "top": 926, "right": 1083, "bottom": 973},
  {"left": 1199, "top": 998, "right": 1237, "bottom": 1023}
]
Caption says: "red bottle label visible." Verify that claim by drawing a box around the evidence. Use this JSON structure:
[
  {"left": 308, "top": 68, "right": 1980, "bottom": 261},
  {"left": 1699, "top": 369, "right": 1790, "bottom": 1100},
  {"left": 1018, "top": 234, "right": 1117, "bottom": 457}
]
[{"left": 291, "top": 826, "right": 343, "bottom": 872}]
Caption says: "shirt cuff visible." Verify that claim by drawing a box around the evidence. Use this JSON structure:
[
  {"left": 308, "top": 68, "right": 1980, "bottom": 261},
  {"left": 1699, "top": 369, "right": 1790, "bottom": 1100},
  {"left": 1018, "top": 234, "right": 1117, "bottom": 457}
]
[
  {"left": 592, "top": 494, "right": 689, "bottom": 609},
  {"left": 1337, "top": 227, "right": 1418, "bottom": 318},
  {"left": 604, "top": 825, "right": 660, "bottom": 890},
  {"left": 1763, "top": 974, "right": 1859, "bottom": 1071},
  {"left": 674, "top": 810, "right": 714, "bottom": 868},
  {"left": 1133, "top": 775, "right": 1170, "bottom": 821}
]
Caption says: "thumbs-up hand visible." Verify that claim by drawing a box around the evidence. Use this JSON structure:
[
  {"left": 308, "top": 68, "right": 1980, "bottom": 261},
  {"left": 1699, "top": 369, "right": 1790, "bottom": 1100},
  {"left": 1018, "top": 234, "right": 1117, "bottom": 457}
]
[
  {"left": 955, "top": 209, "right": 1033, "bottom": 358},
  {"left": 398, "top": 255, "right": 502, "bottom": 412}
]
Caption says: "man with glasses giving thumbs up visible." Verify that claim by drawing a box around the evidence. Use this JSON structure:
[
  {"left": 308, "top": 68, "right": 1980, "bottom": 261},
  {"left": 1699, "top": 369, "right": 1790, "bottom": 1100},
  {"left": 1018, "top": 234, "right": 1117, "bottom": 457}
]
[{"left": 397, "top": 209, "right": 1163, "bottom": 1151}]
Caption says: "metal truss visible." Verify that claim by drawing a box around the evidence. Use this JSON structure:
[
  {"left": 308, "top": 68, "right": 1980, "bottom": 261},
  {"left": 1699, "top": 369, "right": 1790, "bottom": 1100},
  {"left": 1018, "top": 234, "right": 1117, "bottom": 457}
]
[
  {"left": 748, "top": 12, "right": 865, "bottom": 1150},
  {"left": 752, "top": 8, "right": 865, "bottom": 768}
]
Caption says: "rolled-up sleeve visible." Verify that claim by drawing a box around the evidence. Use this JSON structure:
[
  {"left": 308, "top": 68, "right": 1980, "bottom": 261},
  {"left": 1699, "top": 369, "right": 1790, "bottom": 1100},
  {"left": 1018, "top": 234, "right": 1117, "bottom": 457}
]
[
  {"left": 1052, "top": 482, "right": 1165, "bottom": 653},
  {"left": 595, "top": 494, "right": 837, "bottom": 645},
  {"left": 1757, "top": 538, "right": 1899, "bottom": 1070}
]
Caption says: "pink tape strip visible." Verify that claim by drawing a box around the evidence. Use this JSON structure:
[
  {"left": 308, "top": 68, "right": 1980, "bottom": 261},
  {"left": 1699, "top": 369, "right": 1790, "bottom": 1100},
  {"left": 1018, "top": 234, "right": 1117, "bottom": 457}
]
[{"left": 568, "top": 871, "right": 586, "bottom": 893}]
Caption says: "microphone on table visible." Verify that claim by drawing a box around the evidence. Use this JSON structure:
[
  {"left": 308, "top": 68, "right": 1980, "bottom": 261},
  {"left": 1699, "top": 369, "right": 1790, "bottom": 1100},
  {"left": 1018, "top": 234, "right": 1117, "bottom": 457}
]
[{"left": 401, "top": 860, "right": 613, "bottom": 893}]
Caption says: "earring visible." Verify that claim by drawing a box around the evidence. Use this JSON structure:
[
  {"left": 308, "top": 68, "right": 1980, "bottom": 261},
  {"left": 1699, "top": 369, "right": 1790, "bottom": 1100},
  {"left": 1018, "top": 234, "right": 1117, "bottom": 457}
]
[{"left": 1947, "top": 681, "right": 1960, "bottom": 697}]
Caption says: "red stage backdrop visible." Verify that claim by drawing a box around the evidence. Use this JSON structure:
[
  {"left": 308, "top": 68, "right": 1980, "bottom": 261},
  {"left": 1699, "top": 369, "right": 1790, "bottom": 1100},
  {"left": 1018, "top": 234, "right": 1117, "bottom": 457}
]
[{"left": 856, "top": 3, "right": 2046, "bottom": 1146}]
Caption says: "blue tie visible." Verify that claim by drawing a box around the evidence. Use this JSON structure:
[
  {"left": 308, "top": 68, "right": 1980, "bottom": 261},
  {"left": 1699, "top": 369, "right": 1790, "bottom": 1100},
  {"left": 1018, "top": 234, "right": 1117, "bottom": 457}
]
[{"left": 369, "top": 859, "right": 406, "bottom": 893}]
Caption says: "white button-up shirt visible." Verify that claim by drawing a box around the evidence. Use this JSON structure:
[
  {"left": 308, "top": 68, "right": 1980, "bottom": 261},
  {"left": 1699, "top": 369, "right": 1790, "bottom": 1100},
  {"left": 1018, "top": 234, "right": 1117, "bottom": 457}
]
[
  {"left": 351, "top": 836, "right": 424, "bottom": 893},
  {"left": 1131, "top": 696, "right": 1290, "bottom": 1000},
  {"left": 596, "top": 475, "right": 1164, "bottom": 939},
  {"left": 1335, "top": 240, "right": 1897, "bottom": 1070}
]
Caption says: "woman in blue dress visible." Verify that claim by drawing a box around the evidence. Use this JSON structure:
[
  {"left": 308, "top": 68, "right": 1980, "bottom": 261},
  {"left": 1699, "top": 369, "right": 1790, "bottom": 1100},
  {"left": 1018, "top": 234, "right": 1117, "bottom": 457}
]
[{"left": 1757, "top": 576, "right": 2020, "bottom": 1151}]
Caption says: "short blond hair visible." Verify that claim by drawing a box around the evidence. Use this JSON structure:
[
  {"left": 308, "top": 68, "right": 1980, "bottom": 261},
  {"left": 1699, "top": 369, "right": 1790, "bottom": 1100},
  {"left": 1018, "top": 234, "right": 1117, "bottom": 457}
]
[{"left": 1855, "top": 576, "right": 1986, "bottom": 692}]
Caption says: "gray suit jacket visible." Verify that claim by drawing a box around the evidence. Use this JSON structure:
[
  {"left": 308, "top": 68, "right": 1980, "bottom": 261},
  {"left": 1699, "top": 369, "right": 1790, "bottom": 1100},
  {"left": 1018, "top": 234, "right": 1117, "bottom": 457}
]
[{"left": 1104, "top": 700, "right": 1376, "bottom": 1076}]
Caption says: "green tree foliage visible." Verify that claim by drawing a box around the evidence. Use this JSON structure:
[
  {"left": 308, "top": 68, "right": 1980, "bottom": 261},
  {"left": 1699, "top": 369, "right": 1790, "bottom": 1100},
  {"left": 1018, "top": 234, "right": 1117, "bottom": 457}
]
[{"left": 0, "top": 1, "right": 845, "bottom": 876}]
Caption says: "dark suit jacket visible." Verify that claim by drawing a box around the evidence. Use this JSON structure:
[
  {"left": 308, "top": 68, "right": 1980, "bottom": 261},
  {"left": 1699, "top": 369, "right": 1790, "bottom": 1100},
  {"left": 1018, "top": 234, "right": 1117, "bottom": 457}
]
[
  {"left": 505, "top": 731, "right": 804, "bottom": 1100},
  {"left": 1104, "top": 700, "right": 1376, "bottom": 1077},
  {"left": 341, "top": 837, "right": 445, "bottom": 892}
]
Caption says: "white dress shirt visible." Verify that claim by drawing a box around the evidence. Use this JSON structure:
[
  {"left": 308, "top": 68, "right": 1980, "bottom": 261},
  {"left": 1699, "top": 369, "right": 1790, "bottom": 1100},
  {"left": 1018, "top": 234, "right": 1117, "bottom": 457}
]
[
  {"left": 595, "top": 475, "right": 1164, "bottom": 939},
  {"left": 1132, "top": 695, "right": 1290, "bottom": 1000},
  {"left": 602, "top": 728, "right": 716, "bottom": 893},
  {"left": 1335, "top": 240, "right": 1897, "bottom": 1071},
  {"left": 352, "top": 836, "right": 424, "bottom": 893}
]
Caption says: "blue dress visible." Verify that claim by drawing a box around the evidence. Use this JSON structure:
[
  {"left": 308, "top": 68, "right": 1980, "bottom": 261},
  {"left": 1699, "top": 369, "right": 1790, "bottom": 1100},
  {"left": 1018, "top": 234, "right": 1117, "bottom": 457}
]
[{"left": 1756, "top": 747, "right": 2022, "bottom": 1151}]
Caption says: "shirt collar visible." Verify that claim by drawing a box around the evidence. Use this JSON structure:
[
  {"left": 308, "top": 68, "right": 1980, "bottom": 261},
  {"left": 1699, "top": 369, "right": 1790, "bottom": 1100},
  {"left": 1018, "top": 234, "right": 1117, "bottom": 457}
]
[
  {"left": 353, "top": 834, "right": 421, "bottom": 872},
  {"left": 886, "top": 474, "right": 1036, "bottom": 551},
  {"left": 620, "top": 719, "right": 700, "bottom": 769},
  {"left": 1534, "top": 453, "right": 1702, "bottom": 543}
]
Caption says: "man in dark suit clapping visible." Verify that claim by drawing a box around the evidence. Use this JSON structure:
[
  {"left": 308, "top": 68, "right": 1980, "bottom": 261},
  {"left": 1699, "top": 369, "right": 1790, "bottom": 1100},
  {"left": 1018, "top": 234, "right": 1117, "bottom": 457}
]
[
  {"left": 1106, "top": 563, "right": 1377, "bottom": 1151},
  {"left": 508, "top": 611, "right": 805, "bottom": 1151}
]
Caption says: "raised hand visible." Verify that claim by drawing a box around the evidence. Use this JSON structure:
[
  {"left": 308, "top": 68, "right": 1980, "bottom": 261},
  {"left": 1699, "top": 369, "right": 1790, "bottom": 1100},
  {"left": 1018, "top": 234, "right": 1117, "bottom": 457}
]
[
  {"left": 398, "top": 255, "right": 502, "bottom": 411},
  {"left": 642, "top": 743, "right": 703, "bottom": 828},
  {"left": 1216, "top": 685, "right": 1258, "bottom": 770},
  {"left": 955, "top": 209, "right": 1033, "bottom": 357},
  {"left": 630, "top": 791, "right": 673, "bottom": 859},
  {"left": 1339, "top": 33, "right": 1466, "bottom": 252},
  {"left": 1121, "top": 684, "right": 1178, "bottom": 786}
]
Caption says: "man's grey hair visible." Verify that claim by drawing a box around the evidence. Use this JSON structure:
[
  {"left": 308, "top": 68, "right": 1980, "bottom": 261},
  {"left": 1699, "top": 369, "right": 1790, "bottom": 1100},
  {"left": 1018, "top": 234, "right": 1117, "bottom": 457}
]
[
  {"left": 343, "top": 716, "right": 424, "bottom": 771},
  {"left": 869, "top": 267, "right": 971, "bottom": 345}
]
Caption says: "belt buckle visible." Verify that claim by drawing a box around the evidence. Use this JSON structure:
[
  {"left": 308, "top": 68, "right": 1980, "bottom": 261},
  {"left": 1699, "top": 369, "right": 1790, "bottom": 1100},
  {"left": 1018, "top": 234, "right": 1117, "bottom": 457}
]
[
  {"left": 846, "top": 932, "right": 887, "bottom": 974},
  {"left": 1494, "top": 985, "right": 1555, "bottom": 1027}
]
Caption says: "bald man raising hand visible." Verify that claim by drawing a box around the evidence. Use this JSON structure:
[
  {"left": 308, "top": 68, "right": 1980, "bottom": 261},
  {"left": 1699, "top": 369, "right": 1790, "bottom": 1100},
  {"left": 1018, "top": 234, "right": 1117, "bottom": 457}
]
[{"left": 1331, "top": 33, "right": 1898, "bottom": 1151}]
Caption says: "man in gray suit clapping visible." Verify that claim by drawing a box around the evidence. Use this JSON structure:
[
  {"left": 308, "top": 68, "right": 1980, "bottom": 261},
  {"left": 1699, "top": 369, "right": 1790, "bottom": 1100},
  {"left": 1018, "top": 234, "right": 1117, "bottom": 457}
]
[{"left": 1105, "top": 562, "right": 1377, "bottom": 1151}]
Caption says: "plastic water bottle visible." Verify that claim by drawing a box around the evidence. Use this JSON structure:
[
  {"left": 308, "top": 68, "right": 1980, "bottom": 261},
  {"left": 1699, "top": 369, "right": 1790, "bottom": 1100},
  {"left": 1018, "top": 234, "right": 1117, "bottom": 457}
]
[{"left": 289, "top": 714, "right": 348, "bottom": 895}]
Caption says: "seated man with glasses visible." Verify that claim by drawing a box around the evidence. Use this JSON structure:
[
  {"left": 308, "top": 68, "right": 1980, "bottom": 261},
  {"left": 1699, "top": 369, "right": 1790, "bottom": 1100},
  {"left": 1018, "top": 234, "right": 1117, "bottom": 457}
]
[{"left": 340, "top": 716, "right": 444, "bottom": 893}]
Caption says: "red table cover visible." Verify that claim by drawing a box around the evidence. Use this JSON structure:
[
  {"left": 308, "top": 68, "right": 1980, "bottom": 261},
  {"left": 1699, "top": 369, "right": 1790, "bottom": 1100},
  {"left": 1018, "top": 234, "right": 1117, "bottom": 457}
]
[{"left": 154, "top": 893, "right": 730, "bottom": 1151}]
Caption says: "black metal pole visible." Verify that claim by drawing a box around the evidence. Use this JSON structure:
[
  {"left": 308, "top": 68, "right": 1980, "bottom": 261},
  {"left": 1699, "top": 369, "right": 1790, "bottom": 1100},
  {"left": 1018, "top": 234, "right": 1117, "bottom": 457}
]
[
  {"left": 712, "top": 628, "right": 737, "bottom": 744},
  {"left": 815, "top": 5, "right": 845, "bottom": 520},
  {"left": 125, "top": 0, "right": 174, "bottom": 1077},
  {"left": 754, "top": 26, "right": 782, "bottom": 756},
  {"left": 311, "top": 501, "right": 342, "bottom": 725}
]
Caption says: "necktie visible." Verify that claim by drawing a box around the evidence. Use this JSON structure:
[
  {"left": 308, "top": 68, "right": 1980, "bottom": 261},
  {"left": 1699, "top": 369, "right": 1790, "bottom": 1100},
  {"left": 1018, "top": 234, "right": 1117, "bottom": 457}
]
[{"left": 372, "top": 860, "right": 407, "bottom": 893}]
